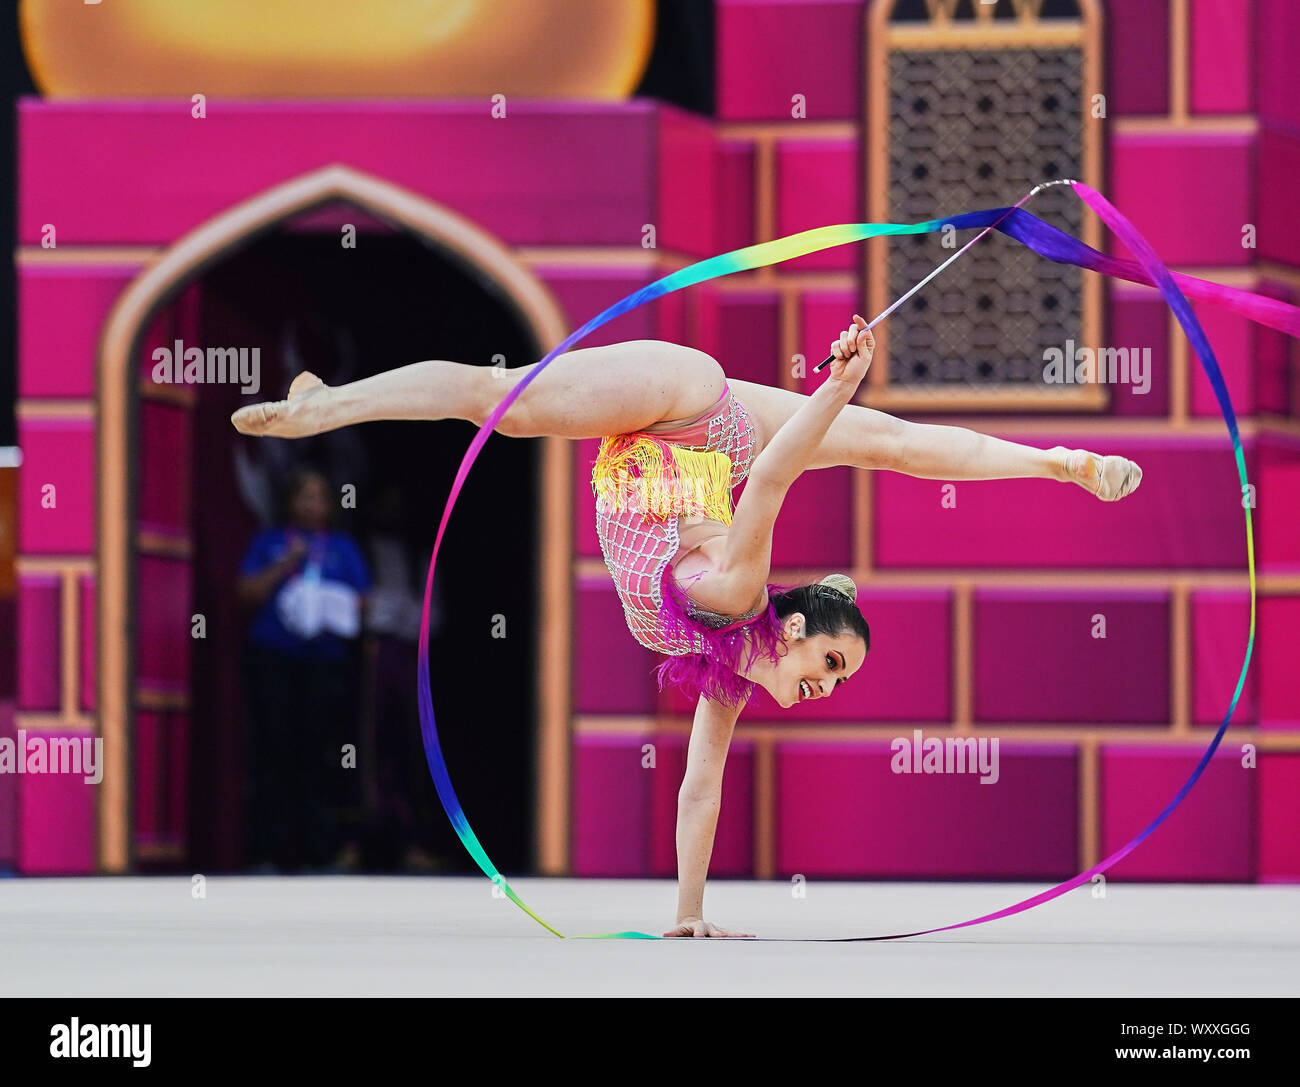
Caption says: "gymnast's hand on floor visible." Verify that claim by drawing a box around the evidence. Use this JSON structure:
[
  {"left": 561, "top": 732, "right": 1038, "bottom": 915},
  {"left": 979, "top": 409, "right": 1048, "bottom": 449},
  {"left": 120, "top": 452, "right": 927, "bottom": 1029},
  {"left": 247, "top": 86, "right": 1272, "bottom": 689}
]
[
  {"left": 663, "top": 917, "right": 755, "bottom": 938},
  {"left": 827, "top": 314, "right": 874, "bottom": 389},
  {"left": 231, "top": 371, "right": 331, "bottom": 437}
]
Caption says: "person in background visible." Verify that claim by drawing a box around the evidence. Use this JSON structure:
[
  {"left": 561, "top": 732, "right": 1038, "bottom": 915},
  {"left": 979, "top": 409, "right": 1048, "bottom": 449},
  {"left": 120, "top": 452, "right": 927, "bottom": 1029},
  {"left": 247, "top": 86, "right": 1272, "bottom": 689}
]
[{"left": 238, "top": 466, "right": 371, "bottom": 873}]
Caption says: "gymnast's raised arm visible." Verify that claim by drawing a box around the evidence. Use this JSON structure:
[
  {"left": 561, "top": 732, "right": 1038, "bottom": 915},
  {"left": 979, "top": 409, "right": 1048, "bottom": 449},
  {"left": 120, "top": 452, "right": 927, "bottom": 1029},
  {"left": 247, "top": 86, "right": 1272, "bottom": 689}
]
[{"left": 664, "top": 692, "right": 751, "bottom": 938}]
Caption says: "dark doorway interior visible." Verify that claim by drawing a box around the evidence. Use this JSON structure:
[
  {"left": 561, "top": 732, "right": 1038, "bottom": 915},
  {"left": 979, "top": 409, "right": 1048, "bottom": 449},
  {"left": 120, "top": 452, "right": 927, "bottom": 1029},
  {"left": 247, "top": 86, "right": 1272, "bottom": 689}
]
[{"left": 183, "top": 216, "right": 539, "bottom": 874}]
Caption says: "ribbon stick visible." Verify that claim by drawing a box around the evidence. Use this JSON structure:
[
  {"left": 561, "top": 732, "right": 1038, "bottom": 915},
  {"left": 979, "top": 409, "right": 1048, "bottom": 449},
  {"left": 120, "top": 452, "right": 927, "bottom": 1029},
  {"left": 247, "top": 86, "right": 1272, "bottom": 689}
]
[
  {"left": 418, "top": 183, "right": 1287, "bottom": 940},
  {"left": 813, "top": 179, "right": 1077, "bottom": 372}
]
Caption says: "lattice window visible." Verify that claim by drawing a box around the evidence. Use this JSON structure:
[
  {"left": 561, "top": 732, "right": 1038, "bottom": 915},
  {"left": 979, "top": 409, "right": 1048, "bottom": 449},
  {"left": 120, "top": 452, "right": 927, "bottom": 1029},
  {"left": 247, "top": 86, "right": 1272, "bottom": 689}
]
[
  {"left": 866, "top": 0, "right": 1102, "bottom": 409},
  {"left": 888, "top": 48, "right": 1083, "bottom": 385}
]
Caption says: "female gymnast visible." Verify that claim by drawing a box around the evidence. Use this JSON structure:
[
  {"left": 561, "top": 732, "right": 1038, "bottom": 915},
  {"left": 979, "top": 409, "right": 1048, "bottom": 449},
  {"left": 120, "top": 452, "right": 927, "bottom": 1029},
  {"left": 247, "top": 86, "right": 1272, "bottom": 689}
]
[{"left": 231, "top": 314, "right": 1141, "bottom": 937}]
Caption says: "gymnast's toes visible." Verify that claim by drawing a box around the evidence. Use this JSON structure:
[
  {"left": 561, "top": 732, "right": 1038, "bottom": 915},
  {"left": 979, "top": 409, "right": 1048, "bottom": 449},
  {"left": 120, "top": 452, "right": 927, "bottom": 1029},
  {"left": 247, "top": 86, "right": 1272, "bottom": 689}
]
[
  {"left": 230, "top": 400, "right": 284, "bottom": 435},
  {"left": 1112, "top": 458, "right": 1143, "bottom": 501},
  {"left": 1063, "top": 449, "right": 1142, "bottom": 502}
]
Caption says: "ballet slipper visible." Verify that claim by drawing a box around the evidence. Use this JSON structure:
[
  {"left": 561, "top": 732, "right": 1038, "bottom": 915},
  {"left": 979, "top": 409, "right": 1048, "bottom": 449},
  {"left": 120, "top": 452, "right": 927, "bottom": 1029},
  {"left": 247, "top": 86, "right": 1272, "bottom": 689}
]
[
  {"left": 231, "top": 371, "right": 329, "bottom": 437},
  {"left": 1062, "top": 448, "right": 1143, "bottom": 502}
]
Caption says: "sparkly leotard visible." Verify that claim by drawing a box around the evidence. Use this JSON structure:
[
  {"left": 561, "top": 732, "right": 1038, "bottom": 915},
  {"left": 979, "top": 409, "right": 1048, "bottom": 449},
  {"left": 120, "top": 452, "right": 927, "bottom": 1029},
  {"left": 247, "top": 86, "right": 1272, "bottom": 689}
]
[{"left": 592, "top": 382, "right": 762, "bottom": 653}]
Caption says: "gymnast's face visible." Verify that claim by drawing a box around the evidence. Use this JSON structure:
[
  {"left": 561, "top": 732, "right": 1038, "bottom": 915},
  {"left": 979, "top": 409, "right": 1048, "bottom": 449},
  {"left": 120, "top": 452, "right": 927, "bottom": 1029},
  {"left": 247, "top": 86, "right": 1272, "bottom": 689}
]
[{"left": 763, "top": 613, "right": 866, "bottom": 709}]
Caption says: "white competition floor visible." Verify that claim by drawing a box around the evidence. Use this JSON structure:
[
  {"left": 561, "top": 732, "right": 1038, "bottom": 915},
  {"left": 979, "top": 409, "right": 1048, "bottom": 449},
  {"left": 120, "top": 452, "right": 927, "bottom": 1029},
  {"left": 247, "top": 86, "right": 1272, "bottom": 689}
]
[{"left": 1, "top": 877, "right": 1296, "bottom": 997}]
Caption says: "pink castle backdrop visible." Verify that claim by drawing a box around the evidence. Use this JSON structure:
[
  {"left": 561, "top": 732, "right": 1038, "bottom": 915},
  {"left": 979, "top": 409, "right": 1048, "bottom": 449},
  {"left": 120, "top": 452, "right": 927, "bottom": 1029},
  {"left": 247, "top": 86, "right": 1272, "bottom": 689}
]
[{"left": 5, "top": 0, "right": 1299, "bottom": 883}]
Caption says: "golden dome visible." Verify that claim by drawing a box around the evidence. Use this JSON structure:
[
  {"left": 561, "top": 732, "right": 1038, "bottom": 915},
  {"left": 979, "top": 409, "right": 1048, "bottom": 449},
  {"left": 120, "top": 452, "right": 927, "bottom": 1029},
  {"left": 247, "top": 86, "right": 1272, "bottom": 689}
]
[{"left": 21, "top": 0, "right": 655, "bottom": 99}]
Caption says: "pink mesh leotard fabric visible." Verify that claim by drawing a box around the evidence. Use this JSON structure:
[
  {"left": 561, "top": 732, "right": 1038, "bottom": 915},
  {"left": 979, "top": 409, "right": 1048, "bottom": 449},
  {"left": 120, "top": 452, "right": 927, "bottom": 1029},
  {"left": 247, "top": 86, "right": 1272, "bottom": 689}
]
[
  {"left": 595, "top": 383, "right": 755, "bottom": 651},
  {"left": 592, "top": 382, "right": 791, "bottom": 705}
]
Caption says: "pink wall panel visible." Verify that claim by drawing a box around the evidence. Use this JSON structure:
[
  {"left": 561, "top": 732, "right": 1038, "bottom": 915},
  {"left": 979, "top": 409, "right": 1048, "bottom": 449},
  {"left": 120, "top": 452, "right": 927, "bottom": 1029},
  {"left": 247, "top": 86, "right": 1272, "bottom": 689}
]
[
  {"left": 17, "top": 575, "right": 59, "bottom": 712},
  {"left": 1258, "top": 0, "right": 1300, "bottom": 129},
  {"left": 740, "top": 589, "right": 951, "bottom": 722},
  {"left": 531, "top": 267, "right": 658, "bottom": 349},
  {"left": 1100, "top": 746, "right": 1253, "bottom": 880},
  {"left": 974, "top": 591, "right": 1170, "bottom": 725},
  {"left": 798, "top": 289, "right": 858, "bottom": 395},
  {"left": 1258, "top": 755, "right": 1300, "bottom": 881},
  {"left": 18, "top": 732, "right": 98, "bottom": 874},
  {"left": 774, "top": 742, "right": 1078, "bottom": 878},
  {"left": 138, "top": 401, "right": 193, "bottom": 537},
  {"left": 574, "top": 576, "right": 660, "bottom": 715},
  {"left": 571, "top": 733, "right": 652, "bottom": 876},
  {"left": 655, "top": 679, "right": 705, "bottom": 721},
  {"left": 573, "top": 732, "right": 754, "bottom": 877},
  {"left": 1189, "top": 300, "right": 1255, "bottom": 417},
  {"left": 1257, "top": 596, "right": 1300, "bottom": 728},
  {"left": 715, "top": 139, "right": 756, "bottom": 255},
  {"left": 1257, "top": 128, "right": 1300, "bottom": 267},
  {"left": 1258, "top": 462, "right": 1300, "bottom": 570},
  {"left": 79, "top": 575, "right": 95, "bottom": 713},
  {"left": 1110, "top": 135, "right": 1254, "bottom": 267},
  {"left": 775, "top": 139, "right": 858, "bottom": 271},
  {"left": 657, "top": 282, "right": 689, "bottom": 348},
  {"left": 1106, "top": 287, "right": 1170, "bottom": 417},
  {"left": 874, "top": 437, "right": 1250, "bottom": 569},
  {"left": 1191, "top": 591, "right": 1255, "bottom": 727},
  {"left": 657, "top": 109, "right": 718, "bottom": 258},
  {"left": 19, "top": 102, "right": 661, "bottom": 247},
  {"left": 1106, "top": 0, "right": 1170, "bottom": 116},
  {"left": 647, "top": 733, "right": 754, "bottom": 877},
  {"left": 135, "top": 555, "right": 192, "bottom": 693},
  {"left": 695, "top": 287, "right": 783, "bottom": 386},
  {"left": 656, "top": 674, "right": 699, "bottom": 719},
  {"left": 717, "top": 0, "right": 866, "bottom": 122},
  {"left": 769, "top": 466, "right": 852, "bottom": 569},
  {"left": 19, "top": 266, "right": 140, "bottom": 398},
  {"left": 16, "top": 419, "right": 95, "bottom": 555},
  {"left": 1189, "top": 0, "right": 1254, "bottom": 115},
  {"left": 1253, "top": 281, "right": 1293, "bottom": 416}
]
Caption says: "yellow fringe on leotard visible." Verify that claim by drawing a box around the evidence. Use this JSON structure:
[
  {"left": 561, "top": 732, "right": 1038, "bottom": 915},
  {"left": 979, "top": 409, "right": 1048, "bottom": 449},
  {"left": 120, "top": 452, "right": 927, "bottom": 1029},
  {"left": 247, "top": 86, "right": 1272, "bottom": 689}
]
[{"left": 592, "top": 434, "right": 736, "bottom": 525}]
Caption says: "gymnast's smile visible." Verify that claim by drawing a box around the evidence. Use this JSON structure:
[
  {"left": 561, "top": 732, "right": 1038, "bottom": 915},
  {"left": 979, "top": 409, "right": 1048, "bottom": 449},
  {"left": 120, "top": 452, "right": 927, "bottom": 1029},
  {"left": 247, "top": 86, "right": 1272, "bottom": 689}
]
[{"left": 761, "top": 622, "right": 867, "bottom": 710}]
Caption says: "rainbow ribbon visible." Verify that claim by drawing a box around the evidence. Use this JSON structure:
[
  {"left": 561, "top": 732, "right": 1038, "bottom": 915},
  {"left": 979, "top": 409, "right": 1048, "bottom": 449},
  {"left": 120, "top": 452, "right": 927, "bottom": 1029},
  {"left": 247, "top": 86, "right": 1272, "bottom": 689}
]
[{"left": 418, "top": 181, "right": 1284, "bottom": 941}]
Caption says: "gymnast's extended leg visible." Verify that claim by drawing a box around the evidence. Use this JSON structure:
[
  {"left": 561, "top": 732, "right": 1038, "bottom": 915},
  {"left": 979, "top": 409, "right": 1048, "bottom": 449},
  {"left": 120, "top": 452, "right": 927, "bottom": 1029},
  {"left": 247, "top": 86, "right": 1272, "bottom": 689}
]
[
  {"left": 230, "top": 340, "right": 727, "bottom": 441},
  {"left": 730, "top": 378, "right": 1141, "bottom": 501}
]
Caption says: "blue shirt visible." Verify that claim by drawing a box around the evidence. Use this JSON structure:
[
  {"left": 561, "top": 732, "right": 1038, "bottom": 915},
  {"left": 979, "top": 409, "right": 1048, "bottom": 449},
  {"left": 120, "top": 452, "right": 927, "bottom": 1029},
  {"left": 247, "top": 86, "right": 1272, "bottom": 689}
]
[{"left": 240, "top": 528, "right": 371, "bottom": 660}]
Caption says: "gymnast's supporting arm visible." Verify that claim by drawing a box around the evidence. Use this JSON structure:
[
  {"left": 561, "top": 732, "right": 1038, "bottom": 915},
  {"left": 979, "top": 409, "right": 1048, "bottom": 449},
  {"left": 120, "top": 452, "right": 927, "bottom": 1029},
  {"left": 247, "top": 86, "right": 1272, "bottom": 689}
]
[{"left": 666, "top": 693, "right": 751, "bottom": 938}]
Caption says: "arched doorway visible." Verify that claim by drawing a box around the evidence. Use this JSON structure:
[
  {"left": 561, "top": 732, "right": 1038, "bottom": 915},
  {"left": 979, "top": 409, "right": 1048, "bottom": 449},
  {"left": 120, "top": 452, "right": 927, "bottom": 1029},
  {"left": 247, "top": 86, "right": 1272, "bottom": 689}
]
[{"left": 97, "top": 166, "right": 571, "bottom": 873}]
